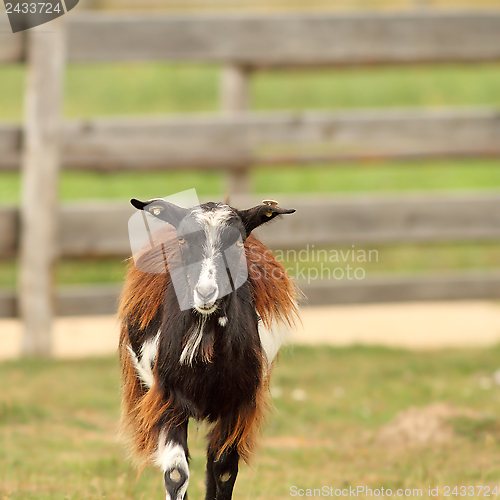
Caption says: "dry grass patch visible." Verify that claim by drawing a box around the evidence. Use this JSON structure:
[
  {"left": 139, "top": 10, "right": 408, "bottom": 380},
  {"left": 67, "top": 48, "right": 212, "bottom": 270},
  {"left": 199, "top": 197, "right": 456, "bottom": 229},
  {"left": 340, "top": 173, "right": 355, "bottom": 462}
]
[{"left": 2, "top": 346, "right": 500, "bottom": 499}]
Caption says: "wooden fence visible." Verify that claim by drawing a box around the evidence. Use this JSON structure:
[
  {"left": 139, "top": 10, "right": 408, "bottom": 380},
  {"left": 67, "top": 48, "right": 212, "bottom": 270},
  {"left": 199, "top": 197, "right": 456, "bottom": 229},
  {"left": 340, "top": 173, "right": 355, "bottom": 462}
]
[
  {"left": 2, "top": 107, "right": 500, "bottom": 172},
  {"left": 1, "top": 10, "right": 500, "bottom": 354},
  {"left": 2, "top": 191, "right": 500, "bottom": 317}
]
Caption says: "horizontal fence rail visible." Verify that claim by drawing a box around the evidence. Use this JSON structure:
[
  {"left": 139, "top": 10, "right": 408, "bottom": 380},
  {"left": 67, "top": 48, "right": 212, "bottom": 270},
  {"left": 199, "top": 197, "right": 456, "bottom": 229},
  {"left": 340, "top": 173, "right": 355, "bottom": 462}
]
[
  {"left": 1, "top": 107, "right": 500, "bottom": 170},
  {"left": 301, "top": 272, "right": 500, "bottom": 306},
  {"left": 1, "top": 192, "right": 500, "bottom": 258},
  {"left": 66, "top": 11, "right": 500, "bottom": 65},
  {"left": 2, "top": 11, "right": 500, "bottom": 65}
]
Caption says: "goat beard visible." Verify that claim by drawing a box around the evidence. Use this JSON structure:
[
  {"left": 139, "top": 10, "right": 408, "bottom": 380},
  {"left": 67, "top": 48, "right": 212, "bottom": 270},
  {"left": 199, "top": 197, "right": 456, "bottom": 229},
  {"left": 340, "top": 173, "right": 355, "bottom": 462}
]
[{"left": 180, "top": 316, "right": 215, "bottom": 365}]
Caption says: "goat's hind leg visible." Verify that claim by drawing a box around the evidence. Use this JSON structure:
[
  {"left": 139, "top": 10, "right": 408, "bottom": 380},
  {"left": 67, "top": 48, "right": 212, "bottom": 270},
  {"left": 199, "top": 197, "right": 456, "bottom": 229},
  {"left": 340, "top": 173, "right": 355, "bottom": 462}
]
[
  {"left": 157, "top": 420, "right": 190, "bottom": 500},
  {"left": 205, "top": 426, "right": 239, "bottom": 500},
  {"left": 206, "top": 447, "right": 239, "bottom": 500}
]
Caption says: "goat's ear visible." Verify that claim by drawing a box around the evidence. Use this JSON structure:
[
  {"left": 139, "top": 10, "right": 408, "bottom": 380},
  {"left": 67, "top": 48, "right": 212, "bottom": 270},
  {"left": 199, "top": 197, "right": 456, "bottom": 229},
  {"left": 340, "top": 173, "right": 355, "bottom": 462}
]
[
  {"left": 236, "top": 203, "right": 295, "bottom": 237},
  {"left": 130, "top": 198, "right": 189, "bottom": 228}
]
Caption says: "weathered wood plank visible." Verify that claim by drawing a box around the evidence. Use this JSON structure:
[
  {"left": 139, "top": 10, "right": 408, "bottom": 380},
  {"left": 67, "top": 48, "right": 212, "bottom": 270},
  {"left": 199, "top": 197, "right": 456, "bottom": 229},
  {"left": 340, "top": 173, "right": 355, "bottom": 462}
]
[
  {"left": 19, "top": 19, "right": 65, "bottom": 357},
  {"left": 0, "top": 289, "right": 16, "bottom": 318},
  {"left": 2, "top": 271, "right": 500, "bottom": 317},
  {"left": 66, "top": 11, "right": 500, "bottom": 65},
  {"left": 0, "top": 207, "right": 18, "bottom": 258},
  {"left": 0, "top": 17, "right": 24, "bottom": 63},
  {"left": 253, "top": 192, "right": 500, "bottom": 248},
  {"left": 0, "top": 123, "right": 21, "bottom": 169},
  {"left": 50, "top": 192, "right": 500, "bottom": 252},
  {"left": 56, "top": 285, "right": 120, "bottom": 316},
  {"left": 53, "top": 192, "right": 500, "bottom": 254},
  {"left": 2, "top": 107, "right": 499, "bottom": 171},
  {"left": 50, "top": 107, "right": 500, "bottom": 169},
  {"left": 299, "top": 272, "right": 500, "bottom": 306},
  {"left": 0, "top": 286, "right": 119, "bottom": 317},
  {"left": 59, "top": 202, "right": 135, "bottom": 257},
  {"left": 5, "top": 11, "right": 500, "bottom": 66},
  {"left": 1, "top": 192, "right": 500, "bottom": 258}
]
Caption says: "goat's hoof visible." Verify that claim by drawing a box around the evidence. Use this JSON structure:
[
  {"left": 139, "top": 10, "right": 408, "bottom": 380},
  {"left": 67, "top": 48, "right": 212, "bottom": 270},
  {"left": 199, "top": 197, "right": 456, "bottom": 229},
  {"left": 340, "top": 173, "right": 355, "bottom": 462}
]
[{"left": 164, "top": 466, "right": 188, "bottom": 500}]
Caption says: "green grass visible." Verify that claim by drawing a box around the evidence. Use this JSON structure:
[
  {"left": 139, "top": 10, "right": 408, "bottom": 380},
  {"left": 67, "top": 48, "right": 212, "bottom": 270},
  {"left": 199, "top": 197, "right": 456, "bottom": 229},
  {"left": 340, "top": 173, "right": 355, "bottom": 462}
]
[
  {"left": 0, "top": 63, "right": 220, "bottom": 122},
  {"left": 254, "top": 159, "right": 500, "bottom": 196},
  {"left": 0, "top": 259, "right": 128, "bottom": 289},
  {"left": 2, "top": 345, "right": 500, "bottom": 499},
  {"left": 1, "top": 159, "right": 500, "bottom": 206},
  {"left": 3, "top": 62, "right": 500, "bottom": 122},
  {"left": 0, "top": 170, "right": 224, "bottom": 205},
  {"left": 253, "top": 64, "right": 500, "bottom": 112}
]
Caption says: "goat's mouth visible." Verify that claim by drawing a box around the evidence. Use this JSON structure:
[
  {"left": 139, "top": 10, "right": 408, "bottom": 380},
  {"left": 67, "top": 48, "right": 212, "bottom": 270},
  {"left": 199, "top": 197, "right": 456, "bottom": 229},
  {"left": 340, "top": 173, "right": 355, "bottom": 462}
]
[
  {"left": 193, "top": 287, "right": 219, "bottom": 314},
  {"left": 194, "top": 302, "right": 218, "bottom": 314},
  {"left": 193, "top": 293, "right": 219, "bottom": 314}
]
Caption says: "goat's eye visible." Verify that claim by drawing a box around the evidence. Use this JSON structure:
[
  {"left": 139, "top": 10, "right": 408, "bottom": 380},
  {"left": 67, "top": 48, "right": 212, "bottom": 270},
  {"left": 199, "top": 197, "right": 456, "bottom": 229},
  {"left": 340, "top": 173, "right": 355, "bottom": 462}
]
[
  {"left": 237, "top": 240, "right": 244, "bottom": 247},
  {"left": 178, "top": 237, "right": 186, "bottom": 244}
]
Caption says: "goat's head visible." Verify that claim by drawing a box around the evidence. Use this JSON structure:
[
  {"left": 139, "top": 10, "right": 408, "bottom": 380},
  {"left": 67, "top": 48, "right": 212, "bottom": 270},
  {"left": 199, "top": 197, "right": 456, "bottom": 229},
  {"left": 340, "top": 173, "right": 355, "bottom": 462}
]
[{"left": 131, "top": 198, "right": 295, "bottom": 314}]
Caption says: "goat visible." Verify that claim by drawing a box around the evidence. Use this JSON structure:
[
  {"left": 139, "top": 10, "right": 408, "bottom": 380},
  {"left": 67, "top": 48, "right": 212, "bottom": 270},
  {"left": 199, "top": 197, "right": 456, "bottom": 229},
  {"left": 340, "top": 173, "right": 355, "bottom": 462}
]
[{"left": 118, "top": 199, "right": 298, "bottom": 500}]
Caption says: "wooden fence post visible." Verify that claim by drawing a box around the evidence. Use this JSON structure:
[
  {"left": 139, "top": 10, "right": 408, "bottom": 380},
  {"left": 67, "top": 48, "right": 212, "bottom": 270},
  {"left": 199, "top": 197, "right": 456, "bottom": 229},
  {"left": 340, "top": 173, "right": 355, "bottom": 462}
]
[
  {"left": 221, "top": 64, "right": 252, "bottom": 194},
  {"left": 19, "top": 18, "right": 66, "bottom": 357},
  {"left": 222, "top": 64, "right": 249, "bottom": 112}
]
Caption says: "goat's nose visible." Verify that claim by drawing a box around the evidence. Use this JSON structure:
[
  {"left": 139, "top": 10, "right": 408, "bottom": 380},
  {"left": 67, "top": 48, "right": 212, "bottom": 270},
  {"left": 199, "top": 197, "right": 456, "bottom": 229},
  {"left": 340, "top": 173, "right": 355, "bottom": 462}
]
[{"left": 196, "top": 284, "right": 218, "bottom": 303}]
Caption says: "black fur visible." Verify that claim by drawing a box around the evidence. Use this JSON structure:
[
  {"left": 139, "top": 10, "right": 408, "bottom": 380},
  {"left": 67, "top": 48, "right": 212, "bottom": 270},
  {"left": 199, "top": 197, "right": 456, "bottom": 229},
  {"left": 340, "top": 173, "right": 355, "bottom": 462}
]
[{"left": 126, "top": 200, "right": 295, "bottom": 500}]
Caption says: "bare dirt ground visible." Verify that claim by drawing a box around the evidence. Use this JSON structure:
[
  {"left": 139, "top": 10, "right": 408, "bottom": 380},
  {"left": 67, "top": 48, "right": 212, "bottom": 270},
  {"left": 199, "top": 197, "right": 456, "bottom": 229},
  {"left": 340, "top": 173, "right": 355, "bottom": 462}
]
[
  {"left": 376, "top": 402, "right": 479, "bottom": 448},
  {"left": 1, "top": 300, "right": 500, "bottom": 359},
  {"left": 294, "top": 300, "right": 500, "bottom": 349}
]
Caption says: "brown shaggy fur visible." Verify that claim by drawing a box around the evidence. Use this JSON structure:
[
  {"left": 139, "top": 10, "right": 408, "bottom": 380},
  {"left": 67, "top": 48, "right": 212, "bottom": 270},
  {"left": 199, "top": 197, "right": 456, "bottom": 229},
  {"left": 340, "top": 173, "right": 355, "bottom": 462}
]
[
  {"left": 118, "top": 229, "right": 299, "bottom": 467},
  {"left": 208, "top": 368, "right": 271, "bottom": 464}
]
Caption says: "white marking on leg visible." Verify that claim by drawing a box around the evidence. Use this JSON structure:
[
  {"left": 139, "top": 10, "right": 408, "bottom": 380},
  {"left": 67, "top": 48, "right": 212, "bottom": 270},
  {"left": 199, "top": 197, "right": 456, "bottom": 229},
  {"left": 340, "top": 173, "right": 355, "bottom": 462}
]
[
  {"left": 156, "top": 432, "right": 189, "bottom": 500},
  {"left": 127, "top": 330, "right": 160, "bottom": 389}
]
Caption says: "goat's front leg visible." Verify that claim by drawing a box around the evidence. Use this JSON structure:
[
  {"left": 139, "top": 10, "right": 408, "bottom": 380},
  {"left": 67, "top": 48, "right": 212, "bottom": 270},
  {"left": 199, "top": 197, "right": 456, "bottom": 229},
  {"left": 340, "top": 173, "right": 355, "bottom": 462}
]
[
  {"left": 156, "top": 420, "right": 190, "bottom": 500},
  {"left": 205, "top": 445, "right": 239, "bottom": 500}
]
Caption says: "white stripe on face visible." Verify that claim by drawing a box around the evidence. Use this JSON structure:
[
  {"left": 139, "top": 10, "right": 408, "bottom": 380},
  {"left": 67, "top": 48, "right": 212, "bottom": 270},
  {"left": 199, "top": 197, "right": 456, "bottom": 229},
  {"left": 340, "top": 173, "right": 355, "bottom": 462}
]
[
  {"left": 193, "top": 206, "right": 232, "bottom": 231},
  {"left": 191, "top": 206, "right": 232, "bottom": 314},
  {"left": 193, "top": 258, "right": 218, "bottom": 312}
]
